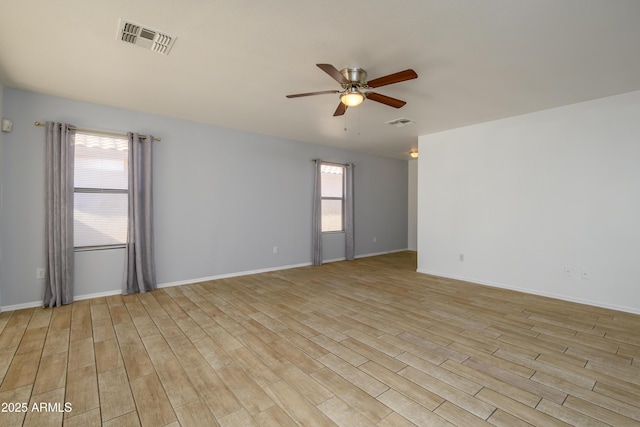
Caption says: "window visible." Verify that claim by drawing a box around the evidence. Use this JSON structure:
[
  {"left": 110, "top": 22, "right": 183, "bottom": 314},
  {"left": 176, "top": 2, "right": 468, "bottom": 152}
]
[
  {"left": 321, "top": 163, "right": 345, "bottom": 232},
  {"left": 73, "top": 132, "right": 129, "bottom": 249}
]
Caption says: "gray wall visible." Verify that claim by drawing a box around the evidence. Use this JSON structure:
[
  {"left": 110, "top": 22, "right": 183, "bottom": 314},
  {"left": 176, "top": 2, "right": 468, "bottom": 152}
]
[{"left": 0, "top": 88, "right": 408, "bottom": 308}]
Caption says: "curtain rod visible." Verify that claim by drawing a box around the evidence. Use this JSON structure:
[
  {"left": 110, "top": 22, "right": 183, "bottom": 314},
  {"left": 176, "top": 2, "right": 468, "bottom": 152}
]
[
  {"left": 311, "top": 159, "right": 354, "bottom": 167},
  {"left": 34, "top": 121, "right": 161, "bottom": 141}
]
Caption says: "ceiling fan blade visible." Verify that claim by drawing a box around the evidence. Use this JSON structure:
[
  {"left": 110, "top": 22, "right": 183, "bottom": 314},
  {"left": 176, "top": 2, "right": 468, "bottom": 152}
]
[
  {"left": 333, "top": 102, "right": 348, "bottom": 116},
  {"left": 367, "top": 69, "right": 418, "bottom": 88},
  {"left": 286, "top": 90, "right": 339, "bottom": 98},
  {"left": 317, "top": 64, "right": 349, "bottom": 85},
  {"left": 366, "top": 92, "right": 407, "bottom": 108}
]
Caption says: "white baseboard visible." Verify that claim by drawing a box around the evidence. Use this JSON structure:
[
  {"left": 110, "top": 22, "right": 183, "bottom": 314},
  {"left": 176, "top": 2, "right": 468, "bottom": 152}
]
[
  {"left": 157, "top": 249, "right": 409, "bottom": 288},
  {"left": 358, "top": 248, "right": 409, "bottom": 258},
  {"left": 325, "top": 248, "right": 409, "bottom": 264},
  {"left": 1, "top": 300, "right": 44, "bottom": 311},
  {"left": 0, "top": 263, "right": 314, "bottom": 312},
  {"left": 159, "top": 249, "right": 411, "bottom": 288},
  {"left": 74, "top": 289, "right": 123, "bottom": 301},
  {"left": 0, "top": 250, "right": 411, "bottom": 312},
  {"left": 157, "top": 262, "right": 313, "bottom": 289},
  {"left": 417, "top": 269, "right": 640, "bottom": 315},
  {"left": 1, "top": 289, "right": 125, "bottom": 312}
]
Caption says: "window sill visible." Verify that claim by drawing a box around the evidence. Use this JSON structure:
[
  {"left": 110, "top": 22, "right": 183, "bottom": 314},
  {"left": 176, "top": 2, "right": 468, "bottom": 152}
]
[{"left": 74, "top": 244, "right": 126, "bottom": 252}]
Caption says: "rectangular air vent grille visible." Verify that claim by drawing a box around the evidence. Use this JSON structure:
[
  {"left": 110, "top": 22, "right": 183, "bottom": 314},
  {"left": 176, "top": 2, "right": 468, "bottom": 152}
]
[
  {"left": 385, "top": 118, "right": 415, "bottom": 128},
  {"left": 118, "top": 19, "right": 176, "bottom": 55}
]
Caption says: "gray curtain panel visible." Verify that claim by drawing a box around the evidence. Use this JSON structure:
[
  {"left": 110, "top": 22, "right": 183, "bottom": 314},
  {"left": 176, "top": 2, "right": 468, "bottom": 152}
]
[
  {"left": 312, "top": 159, "right": 323, "bottom": 266},
  {"left": 345, "top": 163, "right": 355, "bottom": 261},
  {"left": 44, "top": 122, "right": 75, "bottom": 308},
  {"left": 124, "top": 133, "right": 157, "bottom": 294}
]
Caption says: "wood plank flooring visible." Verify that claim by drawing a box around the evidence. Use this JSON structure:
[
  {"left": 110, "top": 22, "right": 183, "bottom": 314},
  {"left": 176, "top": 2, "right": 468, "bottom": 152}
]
[{"left": 0, "top": 251, "right": 639, "bottom": 426}]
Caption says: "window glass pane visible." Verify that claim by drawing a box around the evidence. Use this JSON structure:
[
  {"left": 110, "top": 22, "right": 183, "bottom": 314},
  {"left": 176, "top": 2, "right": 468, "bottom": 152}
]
[
  {"left": 74, "top": 134, "right": 128, "bottom": 190},
  {"left": 321, "top": 165, "right": 343, "bottom": 198},
  {"left": 74, "top": 193, "right": 128, "bottom": 247},
  {"left": 321, "top": 199, "right": 343, "bottom": 232}
]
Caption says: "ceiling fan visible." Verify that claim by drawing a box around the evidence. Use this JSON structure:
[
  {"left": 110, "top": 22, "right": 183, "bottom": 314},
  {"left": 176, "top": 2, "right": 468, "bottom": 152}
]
[{"left": 286, "top": 64, "right": 418, "bottom": 116}]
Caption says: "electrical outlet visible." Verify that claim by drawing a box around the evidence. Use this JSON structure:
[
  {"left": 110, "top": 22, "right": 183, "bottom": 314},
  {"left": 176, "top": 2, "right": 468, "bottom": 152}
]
[
  {"left": 581, "top": 270, "right": 590, "bottom": 280},
  {"left": 36, "top": 268, "right": 45, "bottom": 279},
  {"left": 273, "top": 246, "right": 278, "bottom": 254}
]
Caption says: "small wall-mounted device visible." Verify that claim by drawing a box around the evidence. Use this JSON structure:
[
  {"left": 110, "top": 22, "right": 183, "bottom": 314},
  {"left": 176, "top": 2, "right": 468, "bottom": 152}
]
[{"left": 1, "top": 118, "right": 13, "bottom": 132}]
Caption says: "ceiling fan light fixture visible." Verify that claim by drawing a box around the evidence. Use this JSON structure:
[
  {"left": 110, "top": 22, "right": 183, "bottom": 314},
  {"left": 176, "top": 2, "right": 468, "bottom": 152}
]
[
  {"left": 340, "top": 88, "right": 365, "bottom": 107},
  {"left": 286, "top": 64, "right": 417, "bottom": 117}
]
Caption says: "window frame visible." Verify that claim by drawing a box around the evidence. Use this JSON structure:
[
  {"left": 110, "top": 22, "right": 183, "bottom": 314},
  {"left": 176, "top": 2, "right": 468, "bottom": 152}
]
[
  {"left": 320, "top": 162, "right": 346, "bottom": 233},
  {"left": 73, "top": 131, "right": 129, "bottom": 251}
]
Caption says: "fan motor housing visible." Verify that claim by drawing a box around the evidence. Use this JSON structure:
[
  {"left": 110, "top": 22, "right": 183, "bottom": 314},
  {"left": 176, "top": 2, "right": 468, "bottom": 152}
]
[{"left": 341, "top": 68, "right": 367, "bottom": 85}]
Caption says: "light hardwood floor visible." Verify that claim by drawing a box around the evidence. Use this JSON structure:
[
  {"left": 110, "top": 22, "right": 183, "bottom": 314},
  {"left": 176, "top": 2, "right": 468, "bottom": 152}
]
[{"left": 0, "top": 252, "right": 639, "bottom": 426}]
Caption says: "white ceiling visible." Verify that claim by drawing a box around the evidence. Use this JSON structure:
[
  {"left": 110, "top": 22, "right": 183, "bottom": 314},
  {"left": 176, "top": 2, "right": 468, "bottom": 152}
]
[{"left": 1, "top": 0, "right": 640, "bottom": 159}]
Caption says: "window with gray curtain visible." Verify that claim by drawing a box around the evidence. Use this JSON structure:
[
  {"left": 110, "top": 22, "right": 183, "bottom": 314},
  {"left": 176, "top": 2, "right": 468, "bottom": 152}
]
[
  {"left": 42, "top": 123, "right": 156, "bottom": 302},
  {"left": 312, "top": 160, "right": 355, "bottom": 265}
]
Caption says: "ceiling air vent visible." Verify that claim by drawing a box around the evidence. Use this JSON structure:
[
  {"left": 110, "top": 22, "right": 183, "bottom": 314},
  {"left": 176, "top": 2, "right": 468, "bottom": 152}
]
[
  {"left": 385, "top": 118, "right": 415, "bottom": 128},
  {"left": 118, "top": 19, "right": 176, "bottom": 55}
]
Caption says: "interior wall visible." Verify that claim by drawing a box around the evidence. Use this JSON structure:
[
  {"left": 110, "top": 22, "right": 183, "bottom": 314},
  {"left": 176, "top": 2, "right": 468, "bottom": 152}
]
[
  {"left": 407, "top": 159, "right": 418, "bottom": 251},
  {"left": 0, "top": 82, "right": 4, "bottom": 309},
  {"left": 418, "top": 90, "right": 640, "bottom": 314},
  {"left": 0, "top": 88, "right": 408, "bottom": 309}
]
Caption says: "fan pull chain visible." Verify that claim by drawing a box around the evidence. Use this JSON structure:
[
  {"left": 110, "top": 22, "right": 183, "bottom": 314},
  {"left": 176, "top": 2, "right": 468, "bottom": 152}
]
[{"left": 343, "top": 109, "right": 362, "bottom": 135}]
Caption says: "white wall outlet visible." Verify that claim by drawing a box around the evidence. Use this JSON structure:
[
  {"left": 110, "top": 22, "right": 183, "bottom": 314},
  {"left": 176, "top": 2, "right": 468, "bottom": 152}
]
[
  {"left": 273, "top": 246, "right": 278, "bottom": 254},
  {"left": 581, "top": 270, "right": 590, "bottom": 279},
  {"left": 36, "top": 268, "right": 45, "bottom": 279}
]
